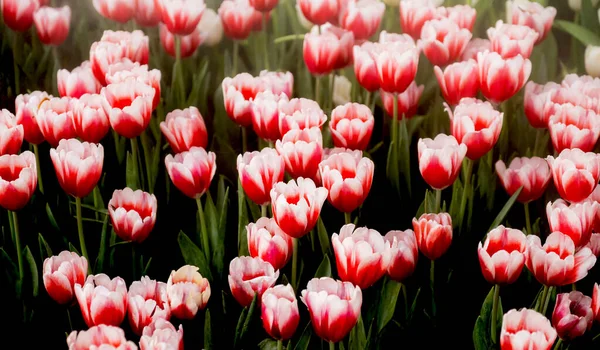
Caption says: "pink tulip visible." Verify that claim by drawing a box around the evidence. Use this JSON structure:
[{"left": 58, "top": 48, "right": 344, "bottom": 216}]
[
  {"left": 399, "top": 0, "right": 440, "bottom": 40},
  {"left": 89, "top": 41, "right": 127, "bottom": 85},
  {"left": 67, "top": 325, "right": 137, "bottom": 350},
  {"left": 43, "top": 251, "right": 88, "bottom": 305},
  {"left": 380, "top": 82, "right": 424, "bottom": 119},
  {"left": 50, "top": 139, "right": 104, "bottom": 199},
  {"left": 419, "top": 18, "right": 472, "bottom": 67},
  {"left": 339, "top": 0, "right": 385, "bottom": 42},
  {"left": 412, "top": 212, "right": 453, "bottom": 261},
  {"left": 478, "top": 226, "right": 527, "bottom": 285},
  {"left": 544, "top": 86, "right": 599, "bottom": 118},
  {"left": 592, "top": 283, "right": 600, "bottom": 322},
  {"left": 418, "top": 134, "right": 467, "bottom": 190},
  {"left": 434, "top": 59, "right": 479, "bottom": 106},
  {"left": 247, "top": 217, "right": 293, "bottom": 270},
  {"left": 523, "top": 81, "right": 561, "bottom": 128},
  {"left": 487, "top": 20, "right": 538, "bottom": 59},
  {"left": 276, "top": 127, "right": 323, "bottom": 180},
  {"left": 0, "top": 110, "right": 24, "bottom": 156},
  {"left": 57, "top": 61, "right": 101, "bottom": 99},
  {"left": 222, "top": 73, "right": 268, "bottom": 127},
  {"left": 477, "top": 50, "right": 532, "bottom": 104},
  {"left": 586, "top": 233, "right": 600, "bottom": 257},
  {"left": 15, "top": 91, "right": 50, "bottom": 144},
  {"left": 219, "top": 0, "right": 262, "bottom": 40},
  {"left": 261, "top": 284, "right": 300, "bottom": 340},
  {"left": 36, "top": 97, "right": 77, "bottom": 147},
  {"left": 166, "top": 265, "right": 210, "bottom": 320},
  {"left": 303, "top": 24, "right": 354, "bottom": 76},
  {"left": 160, "top": 107, "right": 208, "bottom": 153},
  {"left": 100, "top": 29, "right": 149, "bottom": 67},
  {"left": 329, "top": 103, "right": 374, "bottom": 151},
  {"left": 546, "top": 149, "right": 600, "bottom": 203},
  {"left": 228, "top": 256, "right": 279, "bottom": 307},
  {"left": 75, "top": 274, "right": 128, "bottom": 327},
  {"left": 157, "top": 0, "right": 205, "bottom": 36},
  {"left": 135, "top": 0, "right": 161, "bottom": 27},
  {"left": 105, "top": 61, "right": 161, "bottom": 110},
  {"left": 159, "top": 22, "right": 205, "bottom": 58},
  {"left": 378, "top": 31, "right": 416, "bottom": 45},
  {"left": 460, "top": 38, "right": 491, "bottom": 61},
  {"left": 140, "top": 319, "right": 183, "bottom": 350},
  {"left": 258, "top": 70, "right": 294, "bottom": 98},
  {"left": 547, "top": 104, "right": 600, "bottom": 153},
  {"left": 298, "top": 0, "right": 338, "bottom": 26},
  {"left": 384, "top": 229, "right": 418, "bottom": 282},
  {"left": 0, "top": 151, "right": 37, "bottom": 211},
  {"left": 552, "top": 291, "right": 593, "bottom": 340},
  {"left": 546, "top": 199, "right": 595, "bottom": 248},
  {"left": 34, "top": 6, "right": 71, "bottom": 46},
  {"left": 495, "top": 156, "right": 552, "bottom": 203},
  {"left": 72, "top": 94, "right": 111, "bottom": 143},
  {"left": 506, "top": 0, "right": 557, "bottom": 44},
  {"left": 2, "top": 0, "right": 38, "bottom": 32},
  {"left": 108, "top": 188, "right": 158, "bottom": 243},
  {"left": 353, "top": 42, "right": 380, "bottom": 92},
  {"left": 278, "top": 98, "right": 327, "bottom": 137},
  {"left": 249, "top": 0, "right": 279, "bottom": 12},
  {"left": 127, "top": 276, "right": 170, "bottom": 336},
  {"left": 374, "top": 41, "right": 419, "bottom": 95},
  {"left": 251, "top": 91, "right": 288, "bottom": 141},
  {"left": 101, "top": 78, "right": 155, "bottom": 138},
  {"left": 442, "top": 4, "right": 477, "bottom": 32},
  {"left": 93, "top": 0, "right": 135, "bottom": 23},
  {"left": 237, "top": 148, "right": 285, "bottom": 206},
  {"left": 165, "top": 147, "right": 216, "bottom": 199},
  {"left": 500, "top": 308, "right": 557, "bottom": 350}
]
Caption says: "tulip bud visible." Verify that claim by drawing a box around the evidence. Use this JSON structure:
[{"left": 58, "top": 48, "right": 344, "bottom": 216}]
[
  {"left": 261, "top": 284, "right": 300, "bottom": 340},
  {"left": 384, "top": 229, "right": 418, "bottom": 282},
  {"left": 165, "top": 147, "right": 216, "bottom": 199},
  {"left": 67, "top": 325, "right": 137, "bottom": 350},
  {"left": 50, "top": 139, "right": 104, "bottom": 199},
  {"left": 0, "top": 151, "right": 37, "bottom": 211},
  {"left": 43, "top": 251, "right": 88, "bottom": 305},
  {"left": 412, "top": 213, "right": 453, "bottom": 260},
  {"left": 330, "top": 103, "right": 374, "bottom": 151},
  {"left": 478, "top": 226, "right": 527, "bottom": 285},
  {"left": 552, "top": 291, "right": 593, "bottom": 340},
  {"left": 585, "top": 45, "right": 600, "bottom": 78},
  {"left": 247, "top": 217, "right": 293, "bottom": 270},
  {"left": 418, "top": 134, "right": 467, "bottom": 190},
  {"left": 75, "top": 274, "right": 128, "bottom": 327}
]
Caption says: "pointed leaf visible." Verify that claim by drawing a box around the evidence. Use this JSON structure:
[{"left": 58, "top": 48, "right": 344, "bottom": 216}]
[
  {"left": 46, "top": 203, "right": 60, "bottom": 231},
  {"left": 316, "top": 217, "right": 330, "bottom": 255},
  {"left": 377, "top": 278, "right": 402, "bottom": 333},
  {"left": 553, "top": 20, "right": 600, "bottom": 46},
  {"left": 38, "top": 233, "right": 52, "bottom": 260},
  {"left": 349, "top": 315, "right": 367, "bottom": 350},
  {"left": 487, "top": 186, "right": 523, "bottom": 234},
  {"left": 204, "top": 308, "right": 213, "bottom": 350},
  {"left": 94, "top": 214, "right": 110, "bottom": 273},
  {"left": 258, "top": 339, "right": 278, "bottom": 350},
  {"left": 314, "top": 255, "right": 331, "bottom": 278},
  {"left": 177, "top": 231, "right": 213, "bottom": 281},
  {"left": 238, "top": 179, "right": 250, "bottom": 256},
  {"left": 24, "top": 246, "right": 39, "bottom": 297},
  {"left": 293, "top": 322, "right": 312, "bottom": 350}
]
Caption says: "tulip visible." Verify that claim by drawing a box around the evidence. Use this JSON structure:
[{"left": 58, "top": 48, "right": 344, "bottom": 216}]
[
  {"left": 160, "top": 107, "right": 208, "bottom": 153},
  {"left": 105, "top": 63, "right": 160, "bottom": 111},
  {"left": 43, "top": 251, "right": 88, "bottom": 305},
  {"left": 198, "top": 8, "right": 224, "bottom": 46},
  {"left": 374, "top": 41, "right": 419, "bottom": 95},
  {"left": 93, "top": 0, "right": 135, "bottom": 23},
  {"left": 278, "top": 98, "right": 327, "bottom": 136},
  {"left": 261, "top": 284, "right": 300, "bottom": 340},
  {"left": 140, "top": 319, "right": 183, "bottom": 350},
  {"left": 237, "top": 148, "right": 285, "bottom": 206},
  {"left": 319, "top": 149, "right": 374, "bottom": 213},
  {"left": 247, "top": 217, "right": 293, "bottom": 270},
  {"left": 219, "top": 0, "right": 262, "bottom": 40},
  {"left": 495, "top": 156, "right": 552, "bottom": 203},
  {"left": 300, "top": 277, "right": 362, "bottom": 343},
  {"left": 552, "top": 291, "right": 594, "bottom": 340},
  {"left": 593, "top": 283, "right": 600, "bottom": 322},
  {"left": 15, "top": 91, "right": 50, "bottom": 145},
  {"left": 135, "top": 0, "right": 161, "bottom": 27},
  {"left": 101, "top": 29, "right": 150, "bottom": 62},
  {"left": 0, "top": 151, "right": 37, "bottom": 211},
  {"left": 525, "top": 232, "right": 596, "bottom": 286},
  {"left": 419, "top": 18, "right": 472, "bottom": 67},
  {"left": 50, "top": 139, "right": 104, "bottom": 199},
  {"left": 2, "top": 0, "right": 38, "bottom": 32},
  {"left": 339, "top": 0, "right": 385, "bottom": 42},
  {"left": 434, "top": 59, "right": 479, "bottom": 106},
  {"left": 568, "top": 0, "right": 600, "bottom": 11},
  {"left": 276, "top": 127, "right": 323, "bottom": 180},
  {"left": 546, "top": 148, "right": 600, "bottom": 203},
  {"left": 378, "top": 31, "right": 415, "bottom": 45},
  {"left": 222, "top": 73, "right": 268, "bottom": 127},
  {"left": 75, "top": 274, "right": 128, "bottom": 327},
  {"left": 487, "top": 21, "right": 538, "bottom": 60},
  {"left": 585, "top": 46, "right": 600, "bottom": 78},
  {"left": 228, "top": 256, "right": 279, "bottom": 307},
  {"left": 258, "top": 70, "right": 294, "bottom": 98},
  {"left": 156, "top": 0, "right": 205, "bottom": 36},
  {"left": 461, "top": 38, "right": 491, "bottom": 61},
  {"left": 165, "top": 147, "right": 216, "bottom": 199},
  {"left": 33, "top": 6, "right": 71, "bottom": 46},
  {"left": 0, "top": 110, "right": 24, "bottom": 156},
  {"left": 384, "top": 229, "right": 418, "bottom": 282},
  {"left": 303, "top": 24, "right": 354, "bottom": 76},
  {"left": 544, "top": 87, "right": 599, "bottom": 121},
  {"left": 249, "top": 0, "right": 278, "bottom": 12},
  {"left": 166, "top": 265, "right": 210, "bottom": 319},
  {"left": 57, "top": 61, "right": 101, "bottom": 99},
  {"left": 399, "top": 0, "right": 440, "bottom": 40},
  {"left": 412, "top": 212, "right": 453, "bottom": 261},
  {"left": 329, "top": 103, "right": 374, "bottom": 151},
  {"left": 586, "top": 233, "right": 600, "bottom": 257},
  {"left": 128, "top": 276, "right": 170, "bottom": 336},
  {"left": 270, "top": 177, "right": 328, "bottom": 238},
  {"left": 478, "top": 226, "right": 527, "bottom": 285},
  {"left": 332, "top": 75, "right": 352, "bottom": 107},
  {"left": 353, "top": 42, "right": 380, "bottom": 92},
  {"left": 36, "top": 97, "right": 77, "bottom": 147},
  {"left": 546, "top": 199, "right": 594, "bottom": 248},
  {"left": 298, "top": 0, "right": 338, "bottom": 26},
  {"left": 108, "top": 188, "right": 158, "bottom": 243},
  {"left": 506, "top": 0, "right": 557, "bottom": 44},
  {"left": 447, "top": 98, "right": 503, "bottom": 160},
  {"left": 251, "top": 91, "right": 288, "bottom": 141},
  {"left": 550, "top": 104, "right": 600, "bottom": 152},
  {"left": 67, "top": 325, "right": 137, "bottom": 350},
  {"left": 523, "top": 81, "right": 561, "bottom": 128},
  {"left": 71, "top": 94, "right": 111, "bottom": 143},
  {"left": 418, "top": 134, "right": 467, "bottom": 190},
  {"left": 101, "top": 78, "right": 155, "bottom": 138},
  {"left": 159, "top": 23, "right": 205, "bottom": 58},
  {"left": 380, "top": 82, "right": 424, "bottom": 119},
  {"left": 500, "top": 308, "right": 557, "bottom": 350},
  {"left": 477, "top": 50, "right": 532, "bottom": 104},
  {"left": 89, "top": 41, "right": 127, "bottom": 85},
  {"left": 443, "top": 4, "right": 477, "bottom": 31}
]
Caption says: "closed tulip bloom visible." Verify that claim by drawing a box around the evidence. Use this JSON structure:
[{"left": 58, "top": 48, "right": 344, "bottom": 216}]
[
  {"left": 460, "top": 38, "right": 491, "bottom": 61},
  {"left": 419, "top": 18, "right": 472, "bottom": 67},
  {"left": 160, "top": 107, "right": 207, "bottom": 153},
  {"left": 229, "top": 256, "right": 279, "bottom": 307},
  {"left": 219, "top": 0, "right": 261, "bottom": 40},
  {"left": 380, "top": 82, "right": 424, "bottom": 119},
  {"left": 43, "top": 251, "right": 88, "bottom": 305},
  {"left": 222, "top": 73, "right": 268, "bottom": 127},
  {"left": 546, "top": 199, "right": 594, "bottom": 248},
  {"left": 135, "top": 0, "right": 161, "bottom": 27},
  {"left": 93, "top": 0, "right": 135, "bottom": 23},
  {"left": 34, "top": 6, "right": 71, "bottom": 46},
  {"left": 552, "top": 291, "right": 593, "bottom": 340},
  {"left": 197, "top": 8, "right": 224, "bottom": 47},
  {"left": 0, "top": 110, "right": 24, "bottom": 156},
  {"left": 15, "top": 91, "right": 50, "bottom": 144},
  {"left": 339, "top": 0, "right": 385, "bottom": 42},
  {"left": 157, "top": 0, "right": 205, "bottom": 36},
  {"left": 108, "top": 188, "right": 157, "bottom": 243},
  {"left": 105, "top": 63, "right": 161, "bottom": 109},
  {"left": 353, "top": 42, "right": 380, "bottom": 92},
  {"left": 165, "top": 147, "right": 216, "bottom": 199},
  {"left": 384, "top": 229, "right": 418, "bottom": 282},
  {"left": 36, "top": 97, "right": 77, "bottom": 147},
  {"left": 523, "top": 81, "right": 561, "bottom": 128},
  {"left": 443, "top": 4, "right": 477, "bottom": 31},
  {"left": 434, "top": 59, "right": 479, "bottom": 106},
  {"left": 399, "top": 0, "right": 439, "bottom": 40},
  {"left": 57, "top": 61, "right": 101, "bottom": 99},
  {"left": 270, "top": 177, "right": 328, "bottom": 238},
  {"left": 100, "top": 29, "right": 149, "bottom": 67},
  {"left": 251, "top": 91, "right": 288, "bottom": 141},
  {"left": 333, "top": 75, "right": 351, "bottom": 108},
  {"left": 412, "top": 213, "right": 453, "bottom": 260},
  {"left": 140, "top": 319, "right": 183, "bottom": 350},
  {"left": 495, "top": 156, "right": 552, "bottom": 203},
  {"left": 278, "top": 98, "right": 327, "bottom": 136},
  {"left": 298, "top": 0, "right": 338, "bottom": 25},
  {"left": 237, "top": 148, "right": 285, "bottom": 206},
  {"left": 72, "top": 94, "right": 111, "bottom": 143},
  {"left": 447, "top": 98, "right": 503, "bottom": 160},
  {"left": 375, "top": 41, "right": 419, "bottom": 94},
  {"left": 303, "top": 24, "right": 354, "bottom": 76},
  {"left": 593, "top": 283, "right": 600, "bottom": 322},
  {"left": 487, "top": 21, "right": 538, "bottom": 59},
  {"left": 166, "top": 265, "right": 210, "bottom": 319},
  {"left": 478, "top": 50, "right": 532, "bottom": 104},
  {"left": 525, "top": 232, "right": 596, "bottom": 286},
  {"left": 329, "top": 103, "right": 374, "bottom": 151},
  {"left": 500, "top": 308, "right": 557, "bottom": 350},
  {"left": 50, "top": 139, "right": 103, "bottom": 198},
  {"left": 319, "top": 150, "right": 374, "bottom": 213},
  {"left": 2, "top": 0, "right": 38, "bottom": 32},
  {"left": 332, "top": 224, "right": 388, "bottom": 289},
  {"left": 128, "top": 277, "right": 170, "bottom": 336},
  {"left": 247, "top": 217, "right": 293, "bottom": 270},
  {"left": 546, "top": 149, "right": 600, "bottom": 203},
  {"left": 89, "top": 41, "right": 127, "bottom": 85},
  {"left": 75, "top": 274, "right": 128, "bottom": 327},
  {"left": 261, "top": 284, "right": 300, "bottom": 340},
  {"left": 506, "top": 0, "right": 556, "bottom": 44},
  {"left": 418, "top": 134, "right": 467, "bottom": 190},
  {"left": 276, "top": 127, "right": 323, "bottom": 180},
  {"left": 585, "top": 46, "right": 600, "bottom": 78},
  {"left": 101, "top": 78, "right": 155, "bottom": 138},
  {"left": 548, "top": 104, "right": 600, "bottom": 153},
  {"left": 300, "top": 277, "right": 362, "bottom": 343},
  {"left": 0, "top": 151, "right": 37, "bottom": 211},
  {"left": 67, "top": 325, "right": 137, "bottom": 350},
  {"left": 478, "top": 226, "right": 527, "bottom": 285},
  {"left": 159, "top": 23, "right": 205, "bottom": 58}
]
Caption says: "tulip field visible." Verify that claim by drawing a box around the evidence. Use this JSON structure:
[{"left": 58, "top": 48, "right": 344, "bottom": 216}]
[{"left": 4, "top": 0, "right": 600, "bottom": 349}]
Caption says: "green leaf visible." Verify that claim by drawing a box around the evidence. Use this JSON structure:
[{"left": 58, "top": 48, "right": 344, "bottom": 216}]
[
  {"left": 0, "top": 248, "right": 18, "bottom": 289},
  {"left": 349, "top": 315, "right": 367, "bottom": 350},
  {"left": 234, "top": 293, "right": 258, "bottom": 349},
  {"left": 46, "top": 203, "right": 60, "bottom": 231},
  {"left": 68, "top": 242, "right": 81, "bottom": 256},
  {"left": 237, "top": 179, "right": 250, "bottom": 256},
  {"left": 407, "top": 287, "right": 421, "bottom": 324},
  {"left": 581, "top": 0, "right": 600, "bottom": 35},
  {"left": 204, "top": 192, "right": 224, "bottom": 275},
  {"left": 377, "top": 278, "right": 402, "bottom": 333},
  {"left": 126, "top": 151, "right": 139, "bottom": 190},
  {"left": 177, "top": 231, "right": 213, "bottom": 281},
  {"left": 258, "top": 339, "right": 278, "bottom": 350},
  {"left": 247, "top": 196, "right": 261, "bottom": 222},
  {"left": 142, "top": 257, "right": 152, "bottom": 275},
  {"left": 314, "top": 255, "right": 332, "bottom": 278},
  {"left": 38, "top": 233, "right": 52, "bottom": 260},
  {"left": 293, "top": 322, "right": 312, "bottom": 350},
  {"left": 486, "top": 186, "right": 523, "bottom": 234},
  {"left": 316, "top": 217, "right": 330, "bottom": 256},
  {"left": 24, "top": 246, "right": 39, "bottom": 297},
  {"left": 204, "top": 308, "right": 213, "bottom": 350},
  {"left": 472, "top": 286, "right": 503, "bottom": 350},
  {"left": 553, "top": 20, "right": 600, "bottom": 46},
  {"left": 94, "top": 214, "right": 110, "bottom": 273}
]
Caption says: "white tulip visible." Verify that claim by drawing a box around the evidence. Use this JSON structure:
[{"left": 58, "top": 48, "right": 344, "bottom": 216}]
[
  {"left": 198, "top": 8, "right": 223, "bottom": 47},
  {"left": 333, "top": 75, "right": 352, "bottom": 107},
  {"left": 585, "top": 45, "right": 600, "bottom": 78},
  {"left": 568, "top": 0, "right": 600, "bottom": 11}
]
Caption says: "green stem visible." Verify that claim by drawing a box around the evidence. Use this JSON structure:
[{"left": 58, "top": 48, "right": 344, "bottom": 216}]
[
  {"left": 435, "top": 189, "right": 442, "bottom": 213},
  {"left": 12, "top": 33, "right": 20, "bottom": 95},
  {"left": 241, "top": 127, "right": 248, "bottom": 153},
  {"left": 261, "top": 204, "right": 268, "bottom": 218},
  {"left": 401, "top": 282, "right": 408, "bottom": 320},
  {"left": 292, "top": 238, "right": 298, "bottom": 290},
  {"left": 132, "top": 244, "right": 137, "bottom": 280},
  {"left": 344, "top": 211, "right": 352, "bottom": 225},
  {"left": 233, "top": 41, "right": 239, "bottom": 75},
  {"left": 364, "top": 90, "right": 372, "bottom": 108},
  {"left": 459, "top": 159, "right": 473, "bottom": 229},
  {"left": 524, "top": 202, "right": 533, "bottom": 235},
  {"left": 196, "top": 197, "right": 211, "bottom": 264},
  {"left": 277, "top": 340, "right": 283, "bottom": 350},
  {"left": 76, "top": 197, "right": 91, "bottom": 273},
  {"left": 430, "top": 259, "right": 436, "bottom": 318},
  {"left": 537, "top": 285, "right": 549, "bottom": 313},
  {"left": 268, "top": 140, "right": 274, "bottom": 149},
  {"left": 553, "top": 338, "right": 563, "bottom": 350},
  {"left": 315, "top": 75, "right": 322, "bottom": 105},
  {"left": 130, "top": 137, "right": 140, "bottom": 190},
  {"left": 534, "top": 128, "right": 543, "bottom": 156},
  {"left": 329, "top": 342, "right": 335, "bottom": 350},
  {"left": 263, "top": 13, "right": 269, "bottom": 70},
  {"left": 490, "top": 285, "right": 500, "bottom": 344},
  {"left": 174, "top": 35, "right": 185, "bottom": 106},
  {"left": 32, "top": 144, "right": 44, "bottom": 194},
  {"left": 66, "top": 308, "right": 73, "bottom": 331},
  {"left": 51, "top": 46, "right": 60, "bottom": 96},
  {"left": 328, "top": 72, "right": 335, "bottom": 112},
  {"left": 273, "top": 34, "right": 305, "bottom": 44},
  {"left": 392, "top": 93, "right": 399, "bottom": 135},
  {"left": 12, "top": 211, "right": 24, "bottom": 284},
  {"left": 542, "top": 286, "right": 554, "bottom": 316}
]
